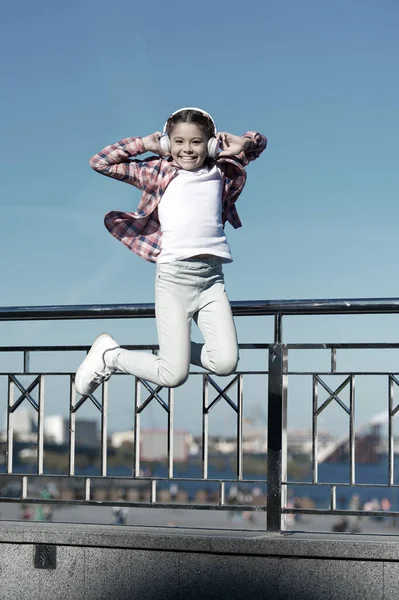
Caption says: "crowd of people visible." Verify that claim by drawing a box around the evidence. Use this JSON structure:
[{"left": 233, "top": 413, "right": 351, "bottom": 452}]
[{"left": 332, "top": 494, "right": 392, "bottom": 533}]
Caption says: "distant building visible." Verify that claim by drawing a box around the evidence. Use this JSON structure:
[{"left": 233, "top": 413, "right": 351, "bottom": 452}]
[
  {"left": 288, "top": 429, "right": 335, "bottom": 456},
  {"left": 12, "top": 409, "right": 37, "bottom": 434},
  {"left": 44, "top": 415, "right": 98, "bottom": 448},
  {"left": 0, "top": 411, "right": 99, "bottom": 448},
  {"left": 109, "top": 429, "right": 192, "bottom": 462},
  {"left": 110, "top": 430, "right": 135, "bottom": 448},
  {"left": 44, "top": 415, "right": 65, "bottom": 445},
  {"left": 1, "top": 409, "right": 37, "bottom": 441},
  {"left": 139, "top": 429, "right": 191, "bottom": 462}
]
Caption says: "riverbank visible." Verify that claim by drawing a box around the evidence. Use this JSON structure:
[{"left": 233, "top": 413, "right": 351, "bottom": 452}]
[{"left": 1, "top": 501, "right": 398, "bottom": 536}]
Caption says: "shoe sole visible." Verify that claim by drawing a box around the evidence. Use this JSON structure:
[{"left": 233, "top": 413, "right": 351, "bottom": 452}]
[{"left": 75, "top": 333, "right": 115, "bottom": 396}]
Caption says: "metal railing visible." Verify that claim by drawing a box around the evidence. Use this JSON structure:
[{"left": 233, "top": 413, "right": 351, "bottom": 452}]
[{"left": 1, "top": 297, "right": 399, "bottom": 532}]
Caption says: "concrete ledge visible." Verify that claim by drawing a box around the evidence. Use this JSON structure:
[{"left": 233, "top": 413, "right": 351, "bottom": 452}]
[
  {"left": 2, "top": 520, "right": 399, "bottom": 561},
  {"left": 2, "top": 522, "right": 399, "bottom": 599}
]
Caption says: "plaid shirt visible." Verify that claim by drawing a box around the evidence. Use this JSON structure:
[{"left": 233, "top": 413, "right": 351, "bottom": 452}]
[{"left": 90, "top": 131, "right": 267, "bottom": 262}]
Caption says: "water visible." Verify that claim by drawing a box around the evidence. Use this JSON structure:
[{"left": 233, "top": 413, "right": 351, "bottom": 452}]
[
  {"left": 109, "top": 455, "right": 399, "bottom": 508},
  {"left": 288, "top": 456, "right": 399, "bottom": 509},
  {"left": 144, "top": 455, "right": 399, "bottom": 508},
  {"left": 3, "top": 455, "right": 399, "bottom": 508}
]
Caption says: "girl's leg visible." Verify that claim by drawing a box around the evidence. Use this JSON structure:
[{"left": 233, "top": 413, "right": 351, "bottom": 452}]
[
  {"left": 75, "top": 259, "right": 235, "bottom": 396},
  {"left": 191, "top": 282, "right": 239, "bottom": 376},
  {"left": 115, "top": 266, "right": 192, "bottom": 387}
]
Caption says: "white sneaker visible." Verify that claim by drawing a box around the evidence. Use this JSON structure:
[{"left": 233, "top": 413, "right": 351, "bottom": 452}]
[{"left": 75, "top": 333, "right": 120, "bottom": 396}]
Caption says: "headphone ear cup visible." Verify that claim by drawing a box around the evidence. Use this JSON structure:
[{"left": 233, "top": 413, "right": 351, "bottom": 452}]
[
  {"left": 159, "top": 134, "right": 171, "bottom": 154},
  {"left": 207, "top": 137, "right": 219, "bottom": 158}
]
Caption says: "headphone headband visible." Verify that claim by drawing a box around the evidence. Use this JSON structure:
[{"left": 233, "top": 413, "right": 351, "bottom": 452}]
[{"left": 162, "top": 107, "right": 218, "bottom": 135}]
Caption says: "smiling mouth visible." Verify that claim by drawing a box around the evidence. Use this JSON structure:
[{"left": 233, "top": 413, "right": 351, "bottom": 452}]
[{"left": 179, "top": 156, "right": 197, "bottom": 161}]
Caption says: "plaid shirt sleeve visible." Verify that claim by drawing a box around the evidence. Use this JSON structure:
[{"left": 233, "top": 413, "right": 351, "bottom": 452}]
[
  {"left": 218, "top": 131, "right": 267, "bottom": 229},
  {"left": 234, "top": 131, "right": 267, "bottom": 167},
  {"left": 89, "top": 137, "right": 159, "bottom": 190}
]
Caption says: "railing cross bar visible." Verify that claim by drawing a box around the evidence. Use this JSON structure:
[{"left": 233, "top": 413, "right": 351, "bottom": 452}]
[
  {"left": 138, "top": 381, "right": 169, "bottom": 413},
  {"left": 9, "top": 375, "right": 41, "bottom": 412},
  {"left": 314, "top": 375, "right": 352, "bottom": 416},
  {"left": 205, "top": 375, "right": 238, "bottom": 413}
]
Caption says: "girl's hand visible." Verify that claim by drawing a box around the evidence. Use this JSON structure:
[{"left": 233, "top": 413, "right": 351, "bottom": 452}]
[
  {"left": 142, "top": 132, "right": 168, "bottom": 156},
  {"left": 216, "top": 133, "right": 251, "bottom": 157}
]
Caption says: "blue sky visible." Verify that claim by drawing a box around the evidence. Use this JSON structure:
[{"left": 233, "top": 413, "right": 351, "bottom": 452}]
[{"left": 0, "top": 0, "right": 398, "bottom": 436}]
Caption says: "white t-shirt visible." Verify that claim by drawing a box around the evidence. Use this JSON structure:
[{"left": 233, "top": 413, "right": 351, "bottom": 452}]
[{"left": 157, "top": 164, "right": 233, "bottom": 263}]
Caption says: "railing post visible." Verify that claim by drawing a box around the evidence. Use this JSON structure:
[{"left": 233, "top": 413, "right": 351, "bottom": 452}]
[{"left": 267, "top": 340, "right": 288, "bottom": 532}]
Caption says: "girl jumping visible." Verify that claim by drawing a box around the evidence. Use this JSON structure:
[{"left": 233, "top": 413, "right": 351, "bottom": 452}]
[{"left": 75, "top": 107, "right": 266, "bottom": 396}]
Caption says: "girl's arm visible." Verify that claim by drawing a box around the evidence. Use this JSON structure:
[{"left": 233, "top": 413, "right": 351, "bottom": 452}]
[
  {"left": 89, "top": 132, "right": 166, "bottom": 190},
  {"left": 217, "top": 131, "right": 267, "bottom": 166}
]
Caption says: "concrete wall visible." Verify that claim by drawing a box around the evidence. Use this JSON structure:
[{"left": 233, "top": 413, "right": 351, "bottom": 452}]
[{"left": 1, "top": 522, "right": 399, "bottom": 599}]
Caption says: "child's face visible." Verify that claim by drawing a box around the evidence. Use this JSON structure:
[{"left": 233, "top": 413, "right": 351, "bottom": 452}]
[{"left": 169, "top": 122, "right": 208, "bottom": 171}]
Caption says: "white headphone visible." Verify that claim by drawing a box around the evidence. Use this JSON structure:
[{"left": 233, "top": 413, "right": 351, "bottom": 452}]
[{"left": 159, "top": 107, "right": 220, "bottom": 158}]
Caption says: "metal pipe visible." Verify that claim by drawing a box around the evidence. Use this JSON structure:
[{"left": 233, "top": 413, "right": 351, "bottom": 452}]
[{"left": 1, "top": 296, "right": 399, "bottom": 321}]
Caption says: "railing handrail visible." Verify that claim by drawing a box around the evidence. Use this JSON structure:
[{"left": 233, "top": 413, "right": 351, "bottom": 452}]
[{"left": 1, "top": 297, "right": 399, "bottom": 321}]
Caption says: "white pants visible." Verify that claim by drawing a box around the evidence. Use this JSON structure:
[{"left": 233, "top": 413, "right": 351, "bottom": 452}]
[{"left": 115, "top": 257, "right": 239, "bottom": 387}]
